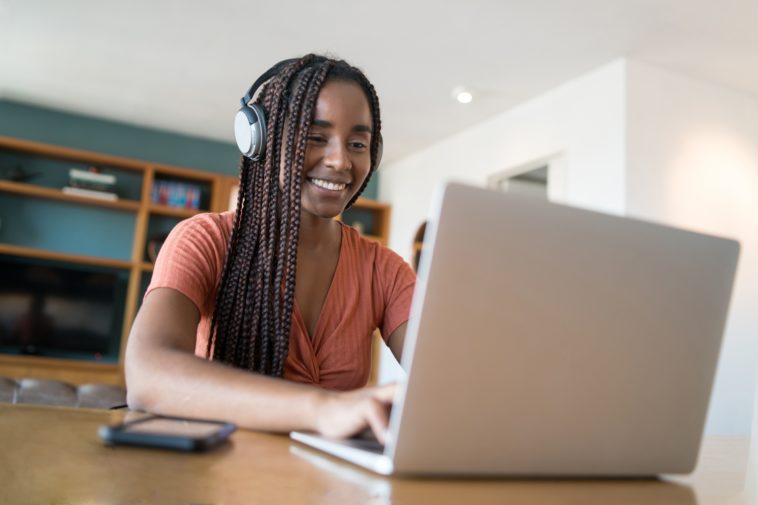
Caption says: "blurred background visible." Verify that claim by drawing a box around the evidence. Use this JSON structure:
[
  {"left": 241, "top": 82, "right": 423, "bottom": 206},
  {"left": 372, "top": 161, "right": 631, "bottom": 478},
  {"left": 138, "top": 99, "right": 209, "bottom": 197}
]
[{"left": 0, "top": 0, "right": 756, "bottom": 436}]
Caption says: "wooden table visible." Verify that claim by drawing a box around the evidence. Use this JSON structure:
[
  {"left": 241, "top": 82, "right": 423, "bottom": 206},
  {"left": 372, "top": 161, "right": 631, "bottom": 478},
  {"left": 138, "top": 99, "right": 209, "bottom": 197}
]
[{"left": 0, "top": 404, "right": 754, "bottom": 505}]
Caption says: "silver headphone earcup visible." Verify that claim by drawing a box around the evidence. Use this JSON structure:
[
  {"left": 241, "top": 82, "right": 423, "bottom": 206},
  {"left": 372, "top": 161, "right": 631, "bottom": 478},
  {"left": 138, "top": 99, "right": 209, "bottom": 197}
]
[
  {"left": 234, "top": 110, "right": 254, "bottom": 157},
  {"left": 234, "top": 105, "right": 267, "bottom": 160}
]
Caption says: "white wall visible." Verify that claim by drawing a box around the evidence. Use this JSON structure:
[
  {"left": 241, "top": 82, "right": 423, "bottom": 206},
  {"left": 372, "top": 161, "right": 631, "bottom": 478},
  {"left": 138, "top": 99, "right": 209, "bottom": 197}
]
[
  {"left": 626, "top": 61, "right": 758, "bottom": 435},
  {"left": 379, "top": 58, "right": 758, "bottom": 436},
  {"left": 379, "top": 60, "right": 627, "bottom": 259}
]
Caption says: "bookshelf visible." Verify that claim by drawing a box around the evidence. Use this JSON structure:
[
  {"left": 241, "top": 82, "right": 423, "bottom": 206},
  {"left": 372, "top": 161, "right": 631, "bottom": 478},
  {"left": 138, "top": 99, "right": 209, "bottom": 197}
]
[
  {"left": 0, "top": 135, "right": 393, "bottom": 386},
  {"left": 0, "top": 136, "right": 238, "bottom": 386}
]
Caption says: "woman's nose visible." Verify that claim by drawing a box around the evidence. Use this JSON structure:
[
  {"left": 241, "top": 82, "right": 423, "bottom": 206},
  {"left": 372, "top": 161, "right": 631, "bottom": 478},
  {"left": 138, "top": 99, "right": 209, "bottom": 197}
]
[{"left": 324, "top": 141, "right": 351, "bottom": 171}]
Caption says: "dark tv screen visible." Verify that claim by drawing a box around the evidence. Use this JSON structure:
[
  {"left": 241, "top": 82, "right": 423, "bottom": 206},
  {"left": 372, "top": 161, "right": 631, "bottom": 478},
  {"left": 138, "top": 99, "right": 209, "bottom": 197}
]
[{"left": 0, "top": 255, "right": 128, "bottom": 362}]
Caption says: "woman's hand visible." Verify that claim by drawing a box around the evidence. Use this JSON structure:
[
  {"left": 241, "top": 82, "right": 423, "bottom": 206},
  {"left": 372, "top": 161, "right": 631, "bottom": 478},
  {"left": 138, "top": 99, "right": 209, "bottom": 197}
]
[{"left": 314, "top": 383, "right": 398, "bottom": 444}]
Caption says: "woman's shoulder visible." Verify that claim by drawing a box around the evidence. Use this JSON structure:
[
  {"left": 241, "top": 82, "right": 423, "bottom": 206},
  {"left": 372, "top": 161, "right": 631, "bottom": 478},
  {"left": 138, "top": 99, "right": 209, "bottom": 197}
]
[
  {"left": 181, "top": 210, "right": 235, "bottom": 231},
  {"left": 172, "top": 211, "right": 235, "bottom": 243}
]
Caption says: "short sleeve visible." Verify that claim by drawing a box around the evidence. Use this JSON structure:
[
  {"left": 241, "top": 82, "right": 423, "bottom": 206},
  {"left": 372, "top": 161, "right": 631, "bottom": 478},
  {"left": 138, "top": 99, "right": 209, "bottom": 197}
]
[
  {"left": 376, "top": 247, "right": 416, "bottom": 342},
  {"left": 145, "top": 213, "right": 232, "bottom": 314}
]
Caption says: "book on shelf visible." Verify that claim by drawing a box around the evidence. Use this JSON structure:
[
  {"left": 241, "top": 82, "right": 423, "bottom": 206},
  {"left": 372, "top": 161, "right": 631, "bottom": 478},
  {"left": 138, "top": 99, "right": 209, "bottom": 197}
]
[
  {"left": 69, "top": 168, "right": 117, "bottom": 192},
  {"left": 151, "top": 180, "right": 202, "bottom": 210},
  {"left": 62, "top": 186, "right": 119, "bottom": 201},
  {"left": 69, "top": 168, "right": 116, "bottom": 185}
]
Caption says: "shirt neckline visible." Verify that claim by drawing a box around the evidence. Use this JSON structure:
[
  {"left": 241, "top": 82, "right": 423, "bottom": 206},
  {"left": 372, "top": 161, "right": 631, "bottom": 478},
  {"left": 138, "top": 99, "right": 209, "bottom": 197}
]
[{"left": 292, "top": 223, "right": 348, "bottom": 346}]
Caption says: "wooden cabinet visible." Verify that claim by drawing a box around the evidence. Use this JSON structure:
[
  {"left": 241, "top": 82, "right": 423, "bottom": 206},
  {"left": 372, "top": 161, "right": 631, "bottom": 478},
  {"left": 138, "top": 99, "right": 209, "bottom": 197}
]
[{"left": 0, "top": 135, "right": 392, "bottom": 386}]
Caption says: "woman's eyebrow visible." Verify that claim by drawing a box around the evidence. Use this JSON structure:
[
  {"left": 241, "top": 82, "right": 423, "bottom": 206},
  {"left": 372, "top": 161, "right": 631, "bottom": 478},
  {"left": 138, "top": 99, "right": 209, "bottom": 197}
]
[{"left": 311, "top": 119, "right": 372, "bottom": 133}]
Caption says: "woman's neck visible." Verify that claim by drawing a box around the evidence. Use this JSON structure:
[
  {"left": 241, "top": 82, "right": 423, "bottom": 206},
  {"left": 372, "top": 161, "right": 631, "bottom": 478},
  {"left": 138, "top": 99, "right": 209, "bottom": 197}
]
[{"left": 298, "top": 212, "right": 341, "bottom": 252}]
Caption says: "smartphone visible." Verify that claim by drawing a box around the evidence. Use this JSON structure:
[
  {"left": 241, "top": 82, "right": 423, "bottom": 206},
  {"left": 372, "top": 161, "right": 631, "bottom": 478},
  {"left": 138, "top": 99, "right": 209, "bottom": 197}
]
[{"left": 99, "top": 414, "right": 236, "bottom": 452}]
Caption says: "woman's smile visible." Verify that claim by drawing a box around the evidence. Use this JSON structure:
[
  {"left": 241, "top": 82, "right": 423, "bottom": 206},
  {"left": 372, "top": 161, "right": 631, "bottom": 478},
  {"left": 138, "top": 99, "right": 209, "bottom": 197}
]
[{"left": 307, "top": 176, "right": 349, "bottom": 192}]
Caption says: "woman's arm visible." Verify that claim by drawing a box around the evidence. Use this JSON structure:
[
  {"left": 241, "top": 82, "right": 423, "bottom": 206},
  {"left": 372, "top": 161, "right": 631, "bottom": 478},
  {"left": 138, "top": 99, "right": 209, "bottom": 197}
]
[
  {"left": 387, "top": 322, "right": 407, "bottom": 364},
  {"left": 125, "top": 287, "right": 395, "bottom": 443}
]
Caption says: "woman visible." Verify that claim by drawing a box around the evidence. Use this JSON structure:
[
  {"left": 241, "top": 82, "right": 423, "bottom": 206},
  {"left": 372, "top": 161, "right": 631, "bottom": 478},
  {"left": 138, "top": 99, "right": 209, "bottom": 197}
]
[{"left": 125, "top": 55, "right": 415, "bottom": 444}]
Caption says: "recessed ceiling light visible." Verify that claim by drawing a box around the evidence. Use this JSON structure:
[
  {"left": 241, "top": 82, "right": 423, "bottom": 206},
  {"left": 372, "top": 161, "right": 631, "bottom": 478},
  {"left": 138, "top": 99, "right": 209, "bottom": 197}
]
[
  {"left": 457, "top": 91, "right": 473, "bottom": 104},
  {"left": 452, "top": 86, "right": 473, "bottom": 104}
]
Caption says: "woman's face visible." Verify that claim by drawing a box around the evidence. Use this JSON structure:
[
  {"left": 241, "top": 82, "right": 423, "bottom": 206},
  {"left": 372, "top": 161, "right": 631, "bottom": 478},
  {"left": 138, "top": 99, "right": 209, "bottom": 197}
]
[{"left": 296, "top": 79, "right": 373, "bottom": 220}]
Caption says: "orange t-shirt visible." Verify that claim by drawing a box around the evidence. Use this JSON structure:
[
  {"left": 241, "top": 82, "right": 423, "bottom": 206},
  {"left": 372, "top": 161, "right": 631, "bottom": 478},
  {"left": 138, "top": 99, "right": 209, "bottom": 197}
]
[{"left": 145, "top": 211, "right": 416, "bottom": 390}]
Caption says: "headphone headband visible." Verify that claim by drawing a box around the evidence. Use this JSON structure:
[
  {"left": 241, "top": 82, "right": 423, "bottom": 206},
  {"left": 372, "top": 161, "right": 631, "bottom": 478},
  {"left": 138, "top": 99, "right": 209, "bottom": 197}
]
[{"left": 241, "top": 58, "right": 300, "bottom": 106}]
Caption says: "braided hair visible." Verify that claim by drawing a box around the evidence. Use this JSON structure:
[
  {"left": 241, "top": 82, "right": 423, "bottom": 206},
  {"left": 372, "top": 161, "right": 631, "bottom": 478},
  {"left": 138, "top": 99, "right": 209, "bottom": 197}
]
[{"left": 207, "top": 54, "right": 382, "bottom": 376}]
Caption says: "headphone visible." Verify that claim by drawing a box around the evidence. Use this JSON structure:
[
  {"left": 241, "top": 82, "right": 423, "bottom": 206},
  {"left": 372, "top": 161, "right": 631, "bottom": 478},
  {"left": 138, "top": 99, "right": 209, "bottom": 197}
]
[
  {"left": 234, "top": 57, "right": 383, "bottom": 170},
  {"left": 234, "top": 59, "right": 297, "bottom": 161}
]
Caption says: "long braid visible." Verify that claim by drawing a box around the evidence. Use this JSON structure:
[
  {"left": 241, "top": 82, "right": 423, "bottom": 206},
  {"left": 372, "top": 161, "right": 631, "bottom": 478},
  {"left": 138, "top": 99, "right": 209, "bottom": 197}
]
[
  {"left": 269, "top": 65, "right": 318, "bottom": 373},
  {"left": 244, "top": 77, "right": 285, "bottom": 371},
  {"left": 208, "top": 54, "right": 382, "bottom": 377},
  {"left": 239, "top": 129, "right": 267, "bottom": 364},
  {"left": 250, "top": 79, "right": 283, "bottom": 372},
  {"left": 207, "top": 154, "right": 250, "bottom": 360},
  {"left": 272, "top": 62, "right": 332, "bottom": 375},
  {"left": 257, "top": 61, "right": 317, "bottom": 373},
  {"left": 249, "top": 74, "right": 287, "bottom": 369}
]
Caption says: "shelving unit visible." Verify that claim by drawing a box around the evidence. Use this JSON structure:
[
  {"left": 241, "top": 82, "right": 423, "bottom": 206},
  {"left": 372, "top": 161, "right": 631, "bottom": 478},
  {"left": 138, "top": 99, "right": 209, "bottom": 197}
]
[
  {"left": 0, "top": 135, "right": 393, "bottom": 386},
  {"left": 0, "top": 136, "right": 238, "bottom": 386}
]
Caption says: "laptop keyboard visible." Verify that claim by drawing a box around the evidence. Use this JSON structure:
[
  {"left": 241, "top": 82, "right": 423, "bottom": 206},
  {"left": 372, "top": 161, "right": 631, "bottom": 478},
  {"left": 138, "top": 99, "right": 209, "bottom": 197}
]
[{"left": 344, "top": 431, "right": 384, "bottom": 454}]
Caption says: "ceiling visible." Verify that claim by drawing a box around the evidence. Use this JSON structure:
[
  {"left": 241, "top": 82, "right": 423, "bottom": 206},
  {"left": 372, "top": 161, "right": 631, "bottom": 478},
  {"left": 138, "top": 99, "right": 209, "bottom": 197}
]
[{"left": 2, "top": 0, "right": 757, "bottom": 164}]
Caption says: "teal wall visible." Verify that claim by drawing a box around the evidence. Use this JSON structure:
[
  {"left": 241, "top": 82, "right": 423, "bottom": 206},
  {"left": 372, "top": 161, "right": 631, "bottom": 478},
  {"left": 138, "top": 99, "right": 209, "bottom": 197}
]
[
  {"left": 0, "top": 100, "right": 379, "bottom": 259},
  {"left": 0, "top": 100, "right": 240, "bottom": 175},
  {"left": 0, "top": 100, "right": 379, "bottom": 193}
]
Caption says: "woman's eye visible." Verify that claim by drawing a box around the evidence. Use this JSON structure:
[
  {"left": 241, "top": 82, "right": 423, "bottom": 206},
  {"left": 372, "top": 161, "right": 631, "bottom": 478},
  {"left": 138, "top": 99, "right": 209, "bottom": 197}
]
[
  {"left": 349, "top": 141, "right": 368, "bottom": 150},
  {"left": 307, "top": 135, "right": 326, "bottom": 143}
]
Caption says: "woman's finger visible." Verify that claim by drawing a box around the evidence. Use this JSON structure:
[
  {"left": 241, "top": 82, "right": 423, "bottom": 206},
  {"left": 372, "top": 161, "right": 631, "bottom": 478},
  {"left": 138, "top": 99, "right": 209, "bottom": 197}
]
[
  {"left": 365, "top": 398, "right": 391, "bottom": 445},
  {"left": 371, "top": 382, "right": 398, "bottom": 404}
]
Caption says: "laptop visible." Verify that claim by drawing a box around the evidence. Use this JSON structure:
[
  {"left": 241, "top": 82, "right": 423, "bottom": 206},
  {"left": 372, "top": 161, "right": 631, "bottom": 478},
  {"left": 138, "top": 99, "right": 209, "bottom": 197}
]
[{"left": 291, "top": 181, "right": 740, "bottom": 477}]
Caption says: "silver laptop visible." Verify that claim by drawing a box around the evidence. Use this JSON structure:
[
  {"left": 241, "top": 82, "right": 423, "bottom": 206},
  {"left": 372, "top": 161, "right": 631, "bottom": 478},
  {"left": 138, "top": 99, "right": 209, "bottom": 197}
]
[{"left": 291, "top": 181, "right": 740, "bottom": 477}]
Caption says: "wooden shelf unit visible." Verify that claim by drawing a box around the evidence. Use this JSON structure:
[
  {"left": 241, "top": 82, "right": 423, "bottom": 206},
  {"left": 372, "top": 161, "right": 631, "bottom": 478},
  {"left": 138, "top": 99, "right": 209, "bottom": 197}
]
[{"left": 0, "top": 135, "right": 238, "bottom": 386}]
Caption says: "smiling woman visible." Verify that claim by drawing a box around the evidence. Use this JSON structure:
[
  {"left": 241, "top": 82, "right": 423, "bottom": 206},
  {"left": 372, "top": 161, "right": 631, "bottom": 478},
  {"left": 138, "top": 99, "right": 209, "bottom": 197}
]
[{"left": 124, "top": 55, "right": 415, "bottom": 444}]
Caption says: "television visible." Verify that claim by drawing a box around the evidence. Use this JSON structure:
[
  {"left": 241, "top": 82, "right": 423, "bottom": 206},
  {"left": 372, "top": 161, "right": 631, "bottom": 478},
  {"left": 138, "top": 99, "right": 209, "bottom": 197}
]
[{"left": 0, "top": 255, "right": 129, "bottom": 362}]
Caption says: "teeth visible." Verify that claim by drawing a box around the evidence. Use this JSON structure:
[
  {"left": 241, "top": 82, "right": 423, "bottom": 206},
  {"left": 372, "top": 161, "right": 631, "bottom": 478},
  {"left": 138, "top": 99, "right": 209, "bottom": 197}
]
[{"left": 310, "top": 178, "right": 346, "bottom": 191}]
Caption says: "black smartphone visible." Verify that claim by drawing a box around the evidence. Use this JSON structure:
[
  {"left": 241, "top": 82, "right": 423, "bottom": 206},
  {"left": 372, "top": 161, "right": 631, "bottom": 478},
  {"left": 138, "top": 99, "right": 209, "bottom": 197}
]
[{"left": 99, "top": 413, "right": 236, "bottom": 452}]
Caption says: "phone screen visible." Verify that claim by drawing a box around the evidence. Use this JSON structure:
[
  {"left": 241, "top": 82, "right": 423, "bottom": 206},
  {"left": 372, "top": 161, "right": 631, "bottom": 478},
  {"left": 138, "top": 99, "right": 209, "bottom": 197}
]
[{"left": 124, "top": 418, "right": 226, "bottom": 438}]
